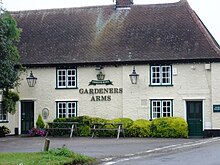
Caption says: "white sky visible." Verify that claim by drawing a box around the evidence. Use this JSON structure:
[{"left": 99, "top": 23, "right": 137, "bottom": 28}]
[{"left": 2, "top": 0, "right": 220, "bottom": 45}]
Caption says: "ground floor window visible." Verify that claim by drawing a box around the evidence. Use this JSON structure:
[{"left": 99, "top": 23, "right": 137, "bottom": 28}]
[
  {"left": 0, "top": 102, "right": 7, "bottom": 121},
  {"left": 56, "top": 101, "right": 77, "bottom": 118},
  {"left": 151, "top": 99, "right": 173, "bottom": 119}
]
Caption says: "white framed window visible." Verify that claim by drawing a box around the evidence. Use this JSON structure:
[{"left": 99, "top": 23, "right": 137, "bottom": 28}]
[
  {"left": 150, "top": 65, "right": 172, "bottom": 85},
  {"left": 151, "top": 100, "right": 173, "bottom": 119},
  {"left": 57, "top": 101, "right": 77, "bottom": 118},
  {"left": 57, "top": 68, "right": 77, "bottom": 88},
  {"left": 0, "top": 102, "right": 7, "bottom": 121}
]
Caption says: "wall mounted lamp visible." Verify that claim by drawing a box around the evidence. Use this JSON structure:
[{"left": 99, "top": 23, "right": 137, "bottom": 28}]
[
  {"left": 129, "top": 66, "right": 139, "bottom": 84},
  {"left": 26, "top": 71, "right": 37, "bottom": 87}
]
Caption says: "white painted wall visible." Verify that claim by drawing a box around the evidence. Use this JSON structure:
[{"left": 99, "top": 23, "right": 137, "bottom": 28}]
[
  {"left": 3, "top": 62, "right": 220, "bottom": 134},
  {"left": 211, "top": 63, "right": 220, "bottom": 129}
]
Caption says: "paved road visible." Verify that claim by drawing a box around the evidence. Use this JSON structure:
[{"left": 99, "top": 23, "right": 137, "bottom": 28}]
[
  {"left": 0, "top": 136, "right": 219, "bottom": 164},
  {"left": 102, "top": 137, "right": 220, "bottom": 165},
  {"left": 141, "top": 140, "right": 220, "bottom": 165}
]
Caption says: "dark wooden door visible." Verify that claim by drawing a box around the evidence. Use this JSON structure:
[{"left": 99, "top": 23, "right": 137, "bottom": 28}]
[
  {"left": 21, "top": 101, "right": 34, "bottom": 134},
  {"left": 186, "top": 101, "right": 203, "bottom": 136}
]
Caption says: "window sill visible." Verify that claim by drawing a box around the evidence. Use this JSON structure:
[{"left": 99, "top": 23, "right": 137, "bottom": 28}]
[
  {"left": 0, "top": 121, "right": 9, "bottom": 123},
  {"left": 149, "top": 84, "right": 173, "bottom": 87}
]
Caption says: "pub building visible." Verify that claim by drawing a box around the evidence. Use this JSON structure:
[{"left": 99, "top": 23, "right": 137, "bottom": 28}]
[{"left": 1, "top": 0, "right": 220, "bottom": 137}]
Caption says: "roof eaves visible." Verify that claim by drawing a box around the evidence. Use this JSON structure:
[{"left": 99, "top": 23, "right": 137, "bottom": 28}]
[{"left": 21, "top": 57, "right": 220, "bottom": 68}]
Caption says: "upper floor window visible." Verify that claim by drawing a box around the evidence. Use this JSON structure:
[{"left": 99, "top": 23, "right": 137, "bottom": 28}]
[
  {"left": 57, "top": 101, "right": 77, "bottom": 118},
  {"left": 151, "top": 99, "right": 173, "bottom": 119},
  {"left": 150, "top": 65, "right": 172, "bottom": 85},
  {"left": 57, "top": 68, "right": 77, "bottom": 88},
  {"left": 0, "top": 102, "right": 7, "bottom": 122}
]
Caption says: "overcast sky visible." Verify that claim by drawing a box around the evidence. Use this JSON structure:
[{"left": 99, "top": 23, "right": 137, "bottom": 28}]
[{"left": 2, "top": 0, "right": 220, "bottom": 45}]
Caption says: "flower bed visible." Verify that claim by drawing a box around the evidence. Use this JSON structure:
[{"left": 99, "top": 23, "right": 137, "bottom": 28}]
[{"left": 28, "top": 127, "right": 46, "bottom": 136}]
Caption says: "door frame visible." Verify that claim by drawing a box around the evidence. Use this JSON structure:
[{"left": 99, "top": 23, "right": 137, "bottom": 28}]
[
  {"left": 184, "top": 99, "right": 204, "bottom": 136},
  {"left": 19, "top": 99, "right": 36, "bottom": 135}
]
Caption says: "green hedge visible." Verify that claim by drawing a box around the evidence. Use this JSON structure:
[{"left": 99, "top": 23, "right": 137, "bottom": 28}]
[
  {"left": 54, "top": 116, "right": 93, "bottom": 136},
  {"left": 151, "top": 117, "right": 188, "bottom": 138},
  {"left": 51, "top": 116, "right": 188, "bottom": 138},
  {"left": 109, "top": 118, "right": 133, "bottom": 137},
  {"left": 128, "top": 119, "right": 151, "bottom": 137}
]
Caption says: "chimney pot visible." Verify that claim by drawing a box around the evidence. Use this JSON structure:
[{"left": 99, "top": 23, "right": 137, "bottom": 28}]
[{"left": 115, "top": 0, "right": 133, "bottom": 9}]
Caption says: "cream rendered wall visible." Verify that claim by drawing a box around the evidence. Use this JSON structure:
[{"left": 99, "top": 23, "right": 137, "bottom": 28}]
[
  {"left": 122, "top": 63, "right": 212, "bottom": 125},
  {"left": 19, "top": 68, "right": 57, "bottom": 124},
  {"left": 0, "top": 112, "right": 18, "bottom": 135},
  {"left": 211, "top": 63, "right": 220, "bottom": 129},
  {"left": 18, "top": 66, "right": 124, "bottom": 126},
  {"left": 15, "top": 62, "right": 218, "bottom": 134},
  {"left": 0, "top": 90, "right": 19, "bottom": 135},
  {"left": 77, "top": 65, "right": 123, "bottom": 119}
]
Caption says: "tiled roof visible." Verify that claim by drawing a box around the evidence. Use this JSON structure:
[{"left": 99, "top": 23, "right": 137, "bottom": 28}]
[{"left": 12, "top": 0, "right": 220, "bottom": 66}]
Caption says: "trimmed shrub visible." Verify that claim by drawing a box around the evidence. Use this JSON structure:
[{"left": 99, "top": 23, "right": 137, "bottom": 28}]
[
  {"left": 78, "top": 125, "right": 91, "bottom": 136},
  {"left": 36, "top": 114, "right": 45, "bottom": 128},
  {"left": 109, "top": 118, "right": 134, "bottom": 137},
  {"left": 75, "top": 116, "right": 93, "bottom": 136},
  {"left": 89, "top": 117, "right": 108, "bottom": 125},
  {"left": 89, "top": 117, "right": 110, "bottom": 137},
  {"left": 51, "top": 116, "right": 188, "bottom": 138},
  {"left": 1, "top": 125, "right": 11, "bottom": 134},
  {"left": 54, "top": 117, "right": 132, "bottom": 137},
  {"left": 0, "top": 127, "right": 5, "bottom": 137},
  {"left": 0, "top": 125, "right": 11, "bottom": 137},
  {"left": 53, "top": 117, "right": 67, "bottom": 122},
  {"left": 53, "top": 116, "right": 108, "bottom": 137},
  {"left": 128, "top": 119, "right": 151, "bottom": 137},
  {"left": 151, "top": 117, "right": 188, "bottom": 138}
]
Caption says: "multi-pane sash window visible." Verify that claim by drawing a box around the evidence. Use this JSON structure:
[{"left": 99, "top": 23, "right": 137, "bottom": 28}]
[
  {"left": 151, "top": 100, "right": 173, "bottom": 119},
  {"left": 151, "top": 65, "right": 172, "bottom": 85},
  {"left": 57, "top": 101, "right": 77, "bottom": 118},
  {"left": 57, "top": 69, "right": 76, "bottom": 88},
  {"left": 0, "top": 102, "right": 7, "bottom": 121}
]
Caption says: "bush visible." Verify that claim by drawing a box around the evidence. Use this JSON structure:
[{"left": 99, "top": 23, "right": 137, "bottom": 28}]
[
  {"left": 53, "top": 117, "right": 67, "bottom": 122},
  {"left": 53, "top": 116, "right": 104, "bottom": 136},
  {"left": 128, "top": 119, "right": 151, "bottom": 137},
  {"left": 70, "top": 116, "right": 93, "bottom": 136},
  {"left": 109, "top": 118, "right": 134, "bottom": 137},
  {"left": 151, "top": 117, "right": 188, "bottom": 138},
  {"left": 1, "top": 125, "right": 11, "bottom": 134},
  {"left": 89, "top": 117, "right": 108, "bottom": 125},
  {"left": 51, "top": 116, "right": 188, "bottom": 138},
  {"left": 78, "top": 125, "right": 91, "bottom": 136},
  {"left": 53, "top": 116, "right": 131, "bottom": 137},
  {"left": 0, "top": 125, "right": 11, "bottom": 137},
  {"left": 36, "top": 114, "right": 45, "bottom": 128}
]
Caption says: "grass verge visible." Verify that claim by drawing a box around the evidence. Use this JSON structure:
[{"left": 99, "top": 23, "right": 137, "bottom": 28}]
[{"left": 0, "top": 147, "right": 97, "bottom": 165}]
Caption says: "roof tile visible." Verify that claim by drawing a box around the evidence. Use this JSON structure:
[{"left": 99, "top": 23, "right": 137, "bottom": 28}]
[{"left": 12, "top": 0, "right": 220, "bottom": 66}]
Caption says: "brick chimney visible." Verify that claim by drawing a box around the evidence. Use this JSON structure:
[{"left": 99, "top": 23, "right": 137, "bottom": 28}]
[{"left": 115, "top": 0, "right": 133, "bottom": 9}]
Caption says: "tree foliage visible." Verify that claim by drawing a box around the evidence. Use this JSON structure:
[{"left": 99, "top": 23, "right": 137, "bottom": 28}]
[
  {"left": 0, "top": 8, "right": 23, "bottom": 114},
  {"left": 0, "top": 9, "right": 22, "bottom": 91},
  {"left": 2, "top": 90, "right": 19, "bottom": 114}
]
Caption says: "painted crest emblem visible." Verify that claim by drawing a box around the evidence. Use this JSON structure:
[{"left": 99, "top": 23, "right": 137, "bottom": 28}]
[{"left": 89, "top": 72, "right": 113, "bottom": 85}]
